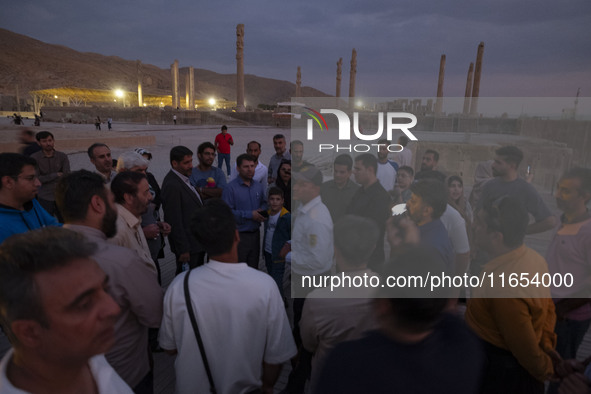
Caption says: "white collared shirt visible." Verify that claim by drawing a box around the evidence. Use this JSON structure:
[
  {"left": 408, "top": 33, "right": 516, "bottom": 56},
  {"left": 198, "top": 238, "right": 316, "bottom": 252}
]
[
  {"left": 291, "top": 196, "right": 334, "bottom": 275},
  {"left": 172, "top": 168, "right": 203, "bottom": 203}
]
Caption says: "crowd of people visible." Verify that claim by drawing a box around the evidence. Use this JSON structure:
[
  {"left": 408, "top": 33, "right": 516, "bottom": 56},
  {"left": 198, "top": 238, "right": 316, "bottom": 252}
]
[{"left": 0, "top": 125, "right": 590, "bottom": 394}]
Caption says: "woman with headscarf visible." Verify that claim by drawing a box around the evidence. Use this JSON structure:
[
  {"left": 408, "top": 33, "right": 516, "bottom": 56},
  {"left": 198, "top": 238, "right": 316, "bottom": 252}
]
[{"left": 274, "top": 159, "right": 291, "bottom": 211}]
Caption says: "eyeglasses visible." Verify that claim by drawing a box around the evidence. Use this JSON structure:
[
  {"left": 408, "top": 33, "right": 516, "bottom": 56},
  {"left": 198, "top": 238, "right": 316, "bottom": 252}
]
[{"left": 280, "top": 168, "right": 291, "bottom": 174}]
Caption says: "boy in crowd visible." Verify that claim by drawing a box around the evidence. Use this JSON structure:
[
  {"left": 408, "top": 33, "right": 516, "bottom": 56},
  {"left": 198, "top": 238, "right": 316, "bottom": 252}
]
[
  {"left": 395, "top": 165, "right": 414, "bottom": 203},
  {"left": 263, "top": 187, "right": 291, "bottom": 299}
]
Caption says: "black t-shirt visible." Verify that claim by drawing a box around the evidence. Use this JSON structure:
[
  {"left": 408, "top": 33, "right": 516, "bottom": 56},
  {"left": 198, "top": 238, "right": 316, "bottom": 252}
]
[
  {"left": 315, "top": 314, "right": 484, "bottom": 394},
  {"left": 346, "top": 180, "right": 391, "bottom": 269}
]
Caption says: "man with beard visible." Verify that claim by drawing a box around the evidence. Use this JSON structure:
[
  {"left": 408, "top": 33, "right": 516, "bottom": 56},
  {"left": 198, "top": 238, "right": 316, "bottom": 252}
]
[
  {"left": 56, "top": 170, "right": 163, "bottom": 393},
  {"left": 189, "top": 142, "right": 227, "bottom": 200},
  {"left": 321, "top": 154, "right": 359, "bottom": 222},
  {"left": 420, "top": 149, "right": 439, "bottom": 172},
  {"left": 546, "top": 168, "right": 591, "bottom": 393},
  {"left": 229, "top": 141, "right": 268, "bottom": 189},
  {"left": 414, "top": 149, "right": 446, "bottom": 182},
  {"left": 466, "top": 196, "right": 556, "bottom": 393},
  {"left": 222, "top": 154, "right": 267, "bottom": 270},
  {"left": 268, "top": 134, "right": 291, "bottom": 185},
  {"left": 478, "top": 146, "right": 556, "bottom": 234},
  {"left": 31, "top": 131, "right": 70, "bottom": 218},
  {"left": 291, "top": 140, "right": 311, "bottom": 172},
  {"left": 109, "top": 171, "right": 158, "bottom": 274},
  {"left": 88, "top": 143, "right": 117, "bottom": 185},
  {"left": 346, "top": 153, "right": 391, "bottom": 270},
  {"left": 161, "top": 146, "right": 205, "bottom": 273}
]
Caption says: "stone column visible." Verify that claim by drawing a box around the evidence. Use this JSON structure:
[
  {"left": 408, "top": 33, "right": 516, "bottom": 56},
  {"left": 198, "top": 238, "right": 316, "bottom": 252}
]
[
  {"left": 435, "top": 54, "right": 446, "bottom": 115},
  {"left": 189, "top": 66, "right": 195, "bottom": 110},
  {"left": 463, "top": 62, "right": 474, "bottom": 115},
  {"left": 336, "top": 57, "right": 343, "bottom": 97},
  {"left": 295, "top": 66, "right": 302, "bottom": 97},
  {"left": 349, "top": 49, "right": 357, "bottom": 99},
  {"left": 470, "top": 42, "right": 484, "bottom": 116},
  {"left": 171, "top": 59, "right": 180, "bottom": 109},
  {"left": 185, "top": 73, "right": 190, "bottom": 109},
  {"left": 236, "top": 24, "right": 246, "bottom": 112},
  {"left": 137, "top": 60, "right": 143, "bottom": 107},
  {"left": 15, "top": 84, "right": 20, "bottom": 114}
]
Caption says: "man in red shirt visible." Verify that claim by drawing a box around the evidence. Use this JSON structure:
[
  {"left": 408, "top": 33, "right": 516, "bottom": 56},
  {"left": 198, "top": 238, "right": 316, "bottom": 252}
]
[{"left": 214, "top": 125, "right": 234, "bottom": 176}]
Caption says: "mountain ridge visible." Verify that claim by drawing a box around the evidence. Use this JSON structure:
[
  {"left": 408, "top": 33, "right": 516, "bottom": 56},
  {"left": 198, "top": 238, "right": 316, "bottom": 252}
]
[{"left": 0, "top": 28, "right": 330, "bottom": 106}]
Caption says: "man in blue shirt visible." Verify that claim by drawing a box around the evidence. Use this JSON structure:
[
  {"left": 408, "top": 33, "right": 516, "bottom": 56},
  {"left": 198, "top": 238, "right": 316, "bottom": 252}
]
[
  {"left": 189, "top": 142, "right": 227, "bottom": 200},
  {"left": 406, "top": 179, "right": 455, "bottom": 273},
  {"left": 223, "top": 153, "right": 267, "bottom": 269},
  {"left": 0, "top": 153, "right": 59, "bottom": 244}
]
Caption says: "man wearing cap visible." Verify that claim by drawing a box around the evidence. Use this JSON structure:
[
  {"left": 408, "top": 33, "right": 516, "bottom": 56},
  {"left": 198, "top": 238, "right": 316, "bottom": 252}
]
[
  {"left": 287, "top": 164, "right": 334, "bottom": 283},
  {"left": 281, "top": 163, "right": 333, "bottom": 392},
  {"left": 222, "top": 153, "right": 267, "bottom": 270}
]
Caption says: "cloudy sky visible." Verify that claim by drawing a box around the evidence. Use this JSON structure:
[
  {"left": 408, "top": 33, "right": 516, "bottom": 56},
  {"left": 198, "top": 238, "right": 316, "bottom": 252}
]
[{"left": 2, "top": 0, "right": 590, "bottom": 98}]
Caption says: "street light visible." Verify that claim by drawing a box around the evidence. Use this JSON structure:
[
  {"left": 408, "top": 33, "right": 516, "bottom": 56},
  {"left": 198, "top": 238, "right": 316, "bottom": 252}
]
[
  {"left": 208, "top": 98, "right": 216, "bottom": 107},
  {"left": 114, "top": 89, "right": 125, "bottom": 107}
]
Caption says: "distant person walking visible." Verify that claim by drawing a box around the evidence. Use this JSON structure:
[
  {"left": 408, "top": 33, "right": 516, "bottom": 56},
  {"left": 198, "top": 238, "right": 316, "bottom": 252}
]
[
  {"left": 215, "top": 125, "right": 234, "bottom": 176},
  {"left": 95, "top": 116, "right": 101, "bottom": 130},
  {"left": 173, "top": 114, "right": 177, "bottom": 125},
  {"left": 108, "top": 117, "right": 113, "bottom": 130}
]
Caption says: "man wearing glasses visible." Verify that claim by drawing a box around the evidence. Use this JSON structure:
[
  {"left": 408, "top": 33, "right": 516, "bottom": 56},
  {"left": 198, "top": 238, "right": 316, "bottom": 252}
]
[
  {"left": 0, "top": 153, "right": 59, "bottom": 244},
  {"left": 189, "top": 142, "right": 227, "bottom": 200}
]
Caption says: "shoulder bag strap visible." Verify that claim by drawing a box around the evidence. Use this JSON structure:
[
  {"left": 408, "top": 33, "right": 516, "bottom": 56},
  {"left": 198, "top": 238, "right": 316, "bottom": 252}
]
[{"left": 184, "top": 270, "right": 217, "bottom": 394}]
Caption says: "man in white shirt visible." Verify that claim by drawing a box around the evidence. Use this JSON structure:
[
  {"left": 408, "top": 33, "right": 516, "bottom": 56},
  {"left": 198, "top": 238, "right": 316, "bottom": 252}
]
[
  {"left": 286, "top": 165, "right": 334, "bottom": 286},
  {"left": 0, "top": 227, "right": 133, "bottom": 394},
  {"left": 88, "top": 143, "right": 117, "bottom": 185},
  {"left": 229, "top": 141, "right": 268, "bottom": 189},
  {"left": 159, "top": 199, "right": 296, "bottom": 394},
  {"left": 376, "top": 139, "right": 397, "bottom": 192},
  {"left": 390, "top": 135, "right": 413, "bottom": 168}
]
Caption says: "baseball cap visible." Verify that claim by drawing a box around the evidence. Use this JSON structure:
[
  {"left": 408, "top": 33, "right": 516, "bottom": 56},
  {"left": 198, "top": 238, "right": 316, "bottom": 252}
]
[{"left": 134, "top": 148, "right": 152, "bottom": 160}]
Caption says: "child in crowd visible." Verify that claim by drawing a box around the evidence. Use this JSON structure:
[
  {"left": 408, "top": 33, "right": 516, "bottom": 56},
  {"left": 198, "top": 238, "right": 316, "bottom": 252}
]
[
  {"left": 263, "top": 187, "right": 291, "bottom": 299},
  {"left": 395, "top": 165, "right": 414, "bottom": 202}
]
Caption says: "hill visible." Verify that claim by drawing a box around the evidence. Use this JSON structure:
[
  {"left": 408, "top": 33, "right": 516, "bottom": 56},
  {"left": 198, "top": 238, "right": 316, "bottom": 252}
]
[{"left": 0, "top": 28, "right": 330, "bottom": 107}]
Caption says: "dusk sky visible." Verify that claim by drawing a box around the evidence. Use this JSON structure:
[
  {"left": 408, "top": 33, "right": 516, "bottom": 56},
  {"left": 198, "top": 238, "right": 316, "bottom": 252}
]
[{"left": 1, "top": 0, "right": 590, "bottom": 98}]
